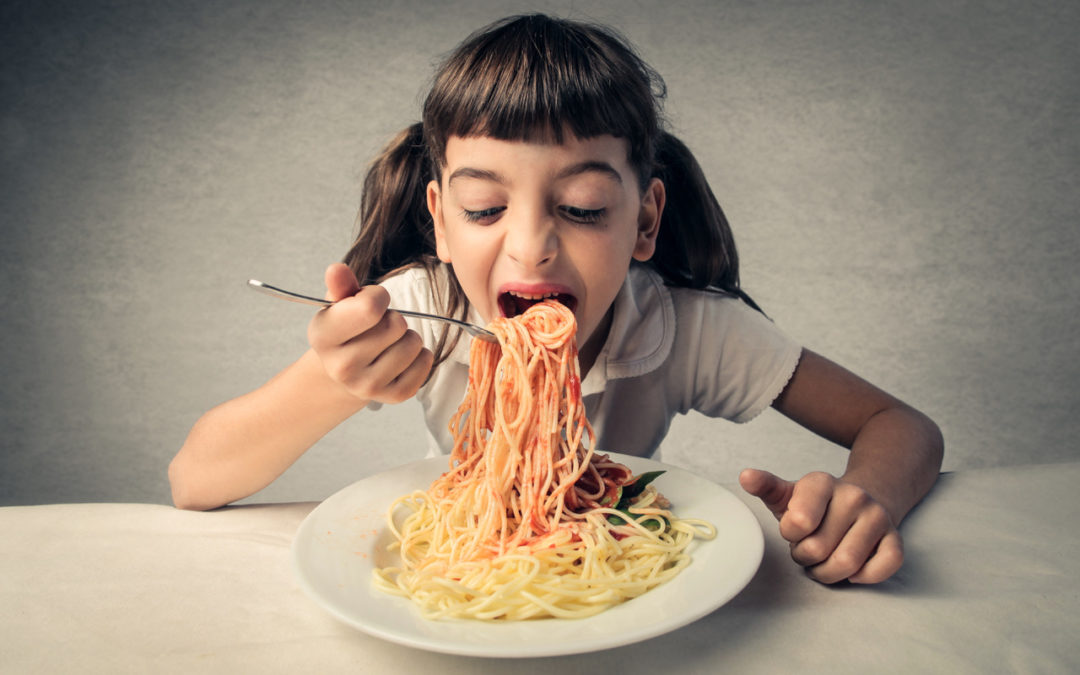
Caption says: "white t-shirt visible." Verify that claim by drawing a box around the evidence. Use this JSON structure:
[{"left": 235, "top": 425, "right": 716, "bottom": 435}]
[{"left": 378, "top": 262, "right": 802, "bottom": 458}]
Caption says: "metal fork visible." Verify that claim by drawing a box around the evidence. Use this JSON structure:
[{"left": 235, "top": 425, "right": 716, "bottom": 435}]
[{"left": 247, "top": 279, "right": 497, "bottom": 342}]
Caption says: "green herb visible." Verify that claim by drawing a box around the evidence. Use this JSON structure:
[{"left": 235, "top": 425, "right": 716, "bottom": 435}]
[
  {"left": 606, "top": 471, "right": 667, "bottom": 530},
  {"left": 618, "top": 471, "right": 665, "bottom": 504}
]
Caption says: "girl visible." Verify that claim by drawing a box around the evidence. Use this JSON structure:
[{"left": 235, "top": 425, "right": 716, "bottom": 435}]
[{"left": 170, "top": 14, "right": 943, "bottom": 585}]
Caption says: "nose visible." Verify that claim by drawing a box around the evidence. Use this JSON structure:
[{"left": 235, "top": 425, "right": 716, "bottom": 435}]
[{"left": 503, "top": 210, "right": 558, "bottom": 269}]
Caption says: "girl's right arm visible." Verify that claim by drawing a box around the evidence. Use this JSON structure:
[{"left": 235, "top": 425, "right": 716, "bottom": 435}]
[{"left": 168, "top": 264, "right": 433, "bottom": 510}]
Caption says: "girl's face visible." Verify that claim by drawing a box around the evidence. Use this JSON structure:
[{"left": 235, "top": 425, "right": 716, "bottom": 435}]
[{"left": 427, "top": 133, "right": 664, "bottom": 366}]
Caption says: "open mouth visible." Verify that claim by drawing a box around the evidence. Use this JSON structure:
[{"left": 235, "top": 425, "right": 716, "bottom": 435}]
[{"left": 498, "top": 291, "right": 578, "bottom": 318}]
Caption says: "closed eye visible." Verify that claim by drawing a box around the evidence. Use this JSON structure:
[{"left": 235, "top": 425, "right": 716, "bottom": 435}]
[
  {"left": 462, "top": 206, "right": 505, "bottom": 223},
  {"left": 561, "top": 206, "right": 606, "bottom": 224}
]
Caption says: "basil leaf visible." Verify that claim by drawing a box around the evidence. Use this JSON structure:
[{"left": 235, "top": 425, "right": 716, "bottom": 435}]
[
  {"left": 605, "top": 471, "right": 668, "bottom": 529},
  {"left": 617, "top": 470, "right": 665, "bottom": 505}
]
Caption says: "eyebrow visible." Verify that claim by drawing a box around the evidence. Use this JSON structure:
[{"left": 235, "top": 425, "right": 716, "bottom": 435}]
[
  {"left": 447, "top": 167, "right": 503, "bottom": 186},
  {"left": 446, "top": 161, "right": 624, "bottom": 186},
  {"left": 557, "top": 161, "right": 624, "bottom": 184}
]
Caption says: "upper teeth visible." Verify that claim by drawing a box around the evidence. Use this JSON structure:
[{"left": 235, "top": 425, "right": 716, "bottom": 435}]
[{"left": 509, "top": 291, "right": 558, "bottom": 300}]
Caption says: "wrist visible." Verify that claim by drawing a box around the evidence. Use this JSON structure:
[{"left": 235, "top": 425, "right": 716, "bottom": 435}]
[{"left": 842, "top": 404, "right": 943, "bottom": 525}]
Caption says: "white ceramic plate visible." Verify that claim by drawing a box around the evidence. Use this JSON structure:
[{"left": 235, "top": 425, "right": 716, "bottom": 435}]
[{"left": 292, "top": 453, "right": 763, "bottom": 658}]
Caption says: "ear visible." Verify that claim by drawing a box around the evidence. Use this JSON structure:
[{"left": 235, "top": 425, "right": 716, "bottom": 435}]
[
  {"left": 632, "top": 178, "right": 665, "bottom": 262},
  {"left": 427, "top": 179, "right": 452, "bottom": 263}
]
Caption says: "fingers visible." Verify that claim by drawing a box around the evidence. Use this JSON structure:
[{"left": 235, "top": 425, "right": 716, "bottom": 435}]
[
  {"left": 766, "top": 472, "right": 904, "bottom": 584},
  {"left": 358, "top": 330, "right": 434, "bottom": 403},
  {"left": 738, "top": 468, "right": 794, "bottom": 521},
  {"left": 307, "top": 278, "right": 433, "bottom": 404},
  {"left": 846, "top": 530, "right": 904, "bottom": 584},
  {"left": 324, "top": 263, "right": 361, "bottom": 302},
  {"left": 308, "top": 284, "right": 393, "bottom": 350},
  {"left": 324, "top": 320, "right": 426, "bottom": 395},
  {"left": 793, "top": 498, "right": 896, "bottom": 583},
  {"left": 778, "top": 471, "right": 834, "bottom": 541}
]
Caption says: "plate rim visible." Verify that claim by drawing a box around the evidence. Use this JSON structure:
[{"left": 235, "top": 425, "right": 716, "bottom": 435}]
[{"left": 292, "top": 452, "right": 763, "bottom": 658}]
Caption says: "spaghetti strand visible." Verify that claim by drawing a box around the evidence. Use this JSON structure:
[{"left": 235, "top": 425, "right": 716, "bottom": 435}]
[{"left": 373, "top": 301, "right": 715, "bottom": 620}]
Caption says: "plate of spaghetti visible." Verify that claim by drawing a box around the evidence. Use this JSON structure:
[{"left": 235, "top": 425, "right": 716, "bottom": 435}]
[{"left": 292, "top": 301, "right": 763, "bottom": 657}]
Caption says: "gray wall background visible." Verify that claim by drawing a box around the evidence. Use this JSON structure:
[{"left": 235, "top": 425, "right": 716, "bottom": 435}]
[{"left": 2, "top": 0, "right": 1077, "bottom": 506}]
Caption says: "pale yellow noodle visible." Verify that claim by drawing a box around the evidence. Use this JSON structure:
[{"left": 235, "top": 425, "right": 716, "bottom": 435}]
[{"left": 373, "top": 301, "right": 715, "bottom": 620}]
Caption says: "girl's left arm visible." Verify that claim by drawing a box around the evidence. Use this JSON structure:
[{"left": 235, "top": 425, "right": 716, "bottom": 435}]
[{"left": 740, "top": 348, "right": 944, "bottom": 584}]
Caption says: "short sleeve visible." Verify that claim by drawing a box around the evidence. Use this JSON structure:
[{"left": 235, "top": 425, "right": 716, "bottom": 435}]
[{"left": 675, "top": 290, "right": 802, "bottom": 423}]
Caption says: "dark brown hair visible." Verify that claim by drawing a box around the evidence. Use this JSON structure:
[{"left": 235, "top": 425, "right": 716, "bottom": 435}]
[{"left": 344, "top": 14, "right": 757, "bottom": 369}]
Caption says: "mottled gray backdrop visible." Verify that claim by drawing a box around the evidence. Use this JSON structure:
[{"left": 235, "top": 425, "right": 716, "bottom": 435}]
[{"left": 2, "top": 0, "right": 1077, "bottom": 506}]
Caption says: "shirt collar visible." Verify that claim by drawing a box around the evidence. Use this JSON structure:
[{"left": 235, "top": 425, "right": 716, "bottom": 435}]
[{"left": 580, "top": 263, "right": 674, "bottom": 396}]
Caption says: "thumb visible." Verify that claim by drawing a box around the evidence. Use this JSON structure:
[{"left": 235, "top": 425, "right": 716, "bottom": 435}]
[
  {"left": 324, "top": 263, "right": 361, "bottom": 302},
  {"left": 739, "top": 468, "right": 795, "bottom": 521}
]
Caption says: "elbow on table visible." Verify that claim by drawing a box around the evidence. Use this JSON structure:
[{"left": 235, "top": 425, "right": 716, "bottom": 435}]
[
  {"left": 891, "top": 402, "right": 945, "bottom": 481},
  {"left": 913, "top": 405, "right": 946, "bottom": 472},
  {"left": 168, "top": 455, "right": 223, "bottom": 511}
]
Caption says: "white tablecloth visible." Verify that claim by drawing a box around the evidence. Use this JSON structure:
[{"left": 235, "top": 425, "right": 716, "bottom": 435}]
[{"left": 2, "top": 462, "right": 1077, "bottom": 674}]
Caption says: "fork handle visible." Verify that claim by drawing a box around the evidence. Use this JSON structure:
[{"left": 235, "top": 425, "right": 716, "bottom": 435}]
[
  {"left": 248, "top": 280, "right": 332, "bottom": 307},
  {"left": 247, "top": 279, "right": 497, "bottom": 342}
]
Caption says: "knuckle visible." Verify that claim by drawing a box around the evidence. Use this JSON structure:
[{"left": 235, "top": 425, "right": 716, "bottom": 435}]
[
  {"left": 865, "top": 503, "right": 892, "bottom": 530},
  {"left": 387, "top": 311, "right": 410, "bottom": 337},
  {"left": 401, "top": 328, "right": 425, "bottom": 354},
  {"left": 327, "top": 359, "right": 361, "bottom": 388},
  {"left": 351, "top": 297, "right": 383, "bottom": 324},
  {"left": 830, "top": 548, "right": 863, "bottom": 576},
  {"left": 364, "top": 283, "right": 391, "bottom": 307},
  {"left": 381, "top": 375, "right": 420, "bottom": 404},
  {"left": 793, "top": 539, "right": 828, "bottom": 565},
  {"left": 322, "top": 352, "right": 376, "bottom": 398},
  {"left": 363, "top": 309, "right": 405, "bottom": 344},
  {"left": 854, "top": 544, "right": 904, "bottom": 584},
  {"left": 883, "top": 550, "right": 904, "bottom": 575},
  {"left": 343, "top": 287, "right": 391, "bottom": 327},
  {"left": 839, "top": 485, "right": 872, "bottom": 511},
  {"left": 418, "top": 347, "right": 435, "bottom": 370},
  {"left": 804, "top": 471, "right": 835, "bottom": 488},
  {"left": 781, "top": 510, "right": 815, "bottom": 538},
  {"left": 879, "top": 538, "right": 905, "bottom": 569},
  {"left": 355, "top": 283, "right": 390, "bottom": 309}
]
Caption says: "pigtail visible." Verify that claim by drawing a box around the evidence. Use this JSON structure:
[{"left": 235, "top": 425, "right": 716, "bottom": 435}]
[
  {"left": 651, "top": 131, "right": 763, "bottom": 314},
  {"left": 344, "top": 122, "right": 465, "bottom": 370},
  {"left": 345, "top": 122, "right": 438, "bottom": 283}
]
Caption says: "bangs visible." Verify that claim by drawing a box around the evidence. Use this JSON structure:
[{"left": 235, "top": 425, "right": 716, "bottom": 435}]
[{"left": 423, "top": 14, "right": 665, "bottom": 185}]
